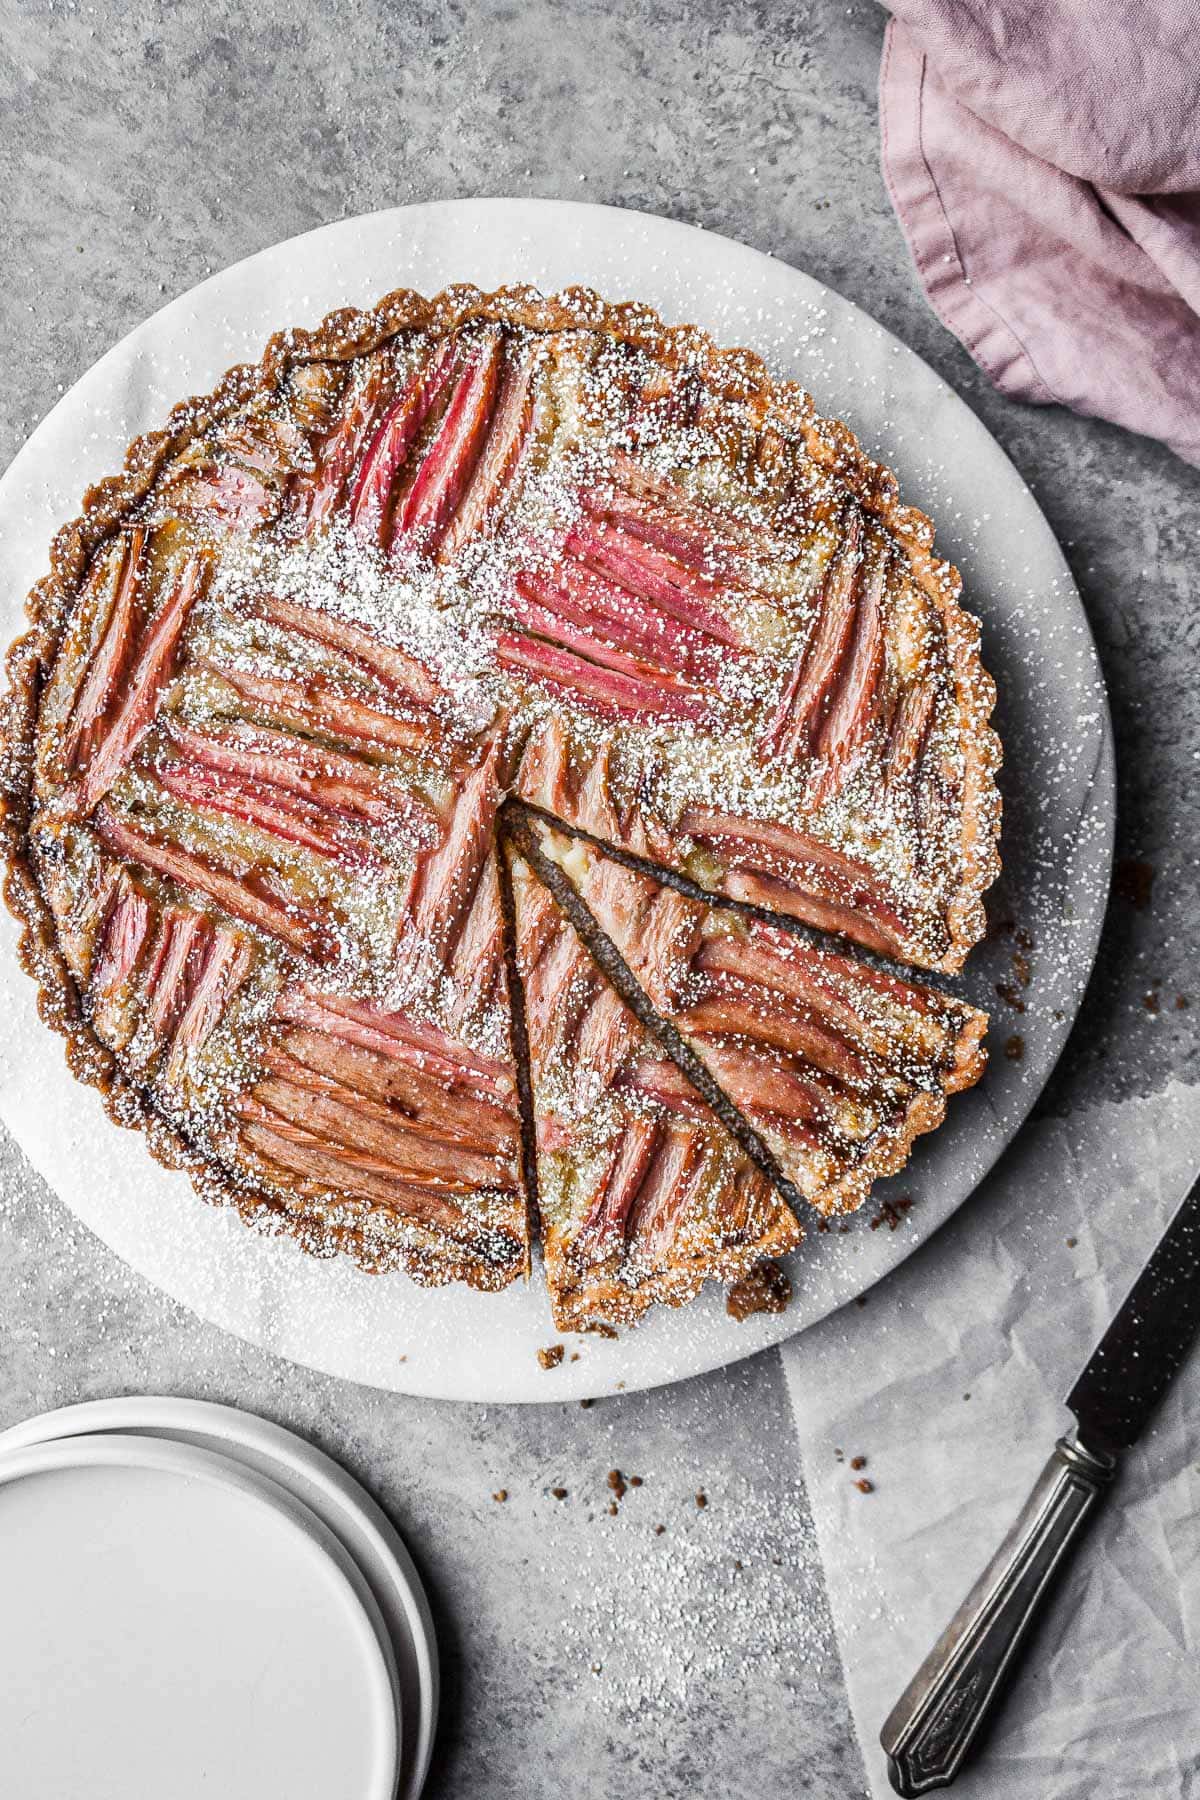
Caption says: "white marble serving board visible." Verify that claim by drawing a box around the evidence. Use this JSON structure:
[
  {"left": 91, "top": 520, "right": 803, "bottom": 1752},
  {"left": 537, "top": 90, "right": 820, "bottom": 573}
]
[{"left": 0, "top": 200, "right": 1113, "bottom": 1401}]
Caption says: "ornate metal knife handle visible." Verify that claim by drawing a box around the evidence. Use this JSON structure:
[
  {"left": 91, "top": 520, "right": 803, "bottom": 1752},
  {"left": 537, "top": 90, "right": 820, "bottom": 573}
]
[{"left": 880, "top": 1431, "right": 1116, "bottom": 1795}]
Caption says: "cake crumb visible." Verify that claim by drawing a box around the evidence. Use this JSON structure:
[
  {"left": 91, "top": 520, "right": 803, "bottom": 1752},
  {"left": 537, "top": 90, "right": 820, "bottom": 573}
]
[
  {"left": 538, "top": 1344, "right": 565, "bottom": 1370},
  {"left": 854, "top": 1478, "right": 874, "bottom": 1494},
  {"left": 492, "top": 1489, "right": 508, "bottom": 1503},
  {"left": 726, "top": 1259, "right": 792, "bottom": 1320},
  {"left": 1114, "top": 858, "right": 1155, "bottom": 910}
]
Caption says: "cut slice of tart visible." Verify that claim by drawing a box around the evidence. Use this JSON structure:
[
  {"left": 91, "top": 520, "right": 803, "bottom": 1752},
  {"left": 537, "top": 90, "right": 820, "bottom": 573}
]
[
  {"left": 524, "top": 815, "right": 988, "bottom": 1216},
  {"left": 503, "top": 836, "right": 803, "bottom": 1329}
]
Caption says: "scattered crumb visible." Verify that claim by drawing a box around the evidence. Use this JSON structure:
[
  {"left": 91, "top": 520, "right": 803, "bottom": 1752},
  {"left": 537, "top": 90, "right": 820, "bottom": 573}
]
[
  {"left": 695, "top": 1491, "right": 708, "bottom": 1510},
  {"left": 569, "top": 1352, "right": 581, "bottom": 1362},
  {"left": 629, "top": 1475, "right": 643, "bottom": 1488},
  {"left": 849, "top": 1456, "right": 867, "bottom": 1471},
  {"left": 995, "top": 980, "right": 1026, "bottom": 1013},
  {"left": 1143, "top": 991, "right": 1160, "bottom": 1015},
  {"left": 725, "top": 1259, "right": 792, "bottom": 1320},
  {"left": 1066, "top": 1237, "right": 1078, "bottom": 1248},
  {"left": 538, "top": 1344, "right": 565, "bottom": 1370},
  {"left": 854, "top": 1479, "right": 874, "bottom": 1494},
  {"left": 579, "top": 1397, "right": 593, "bottom": 1409},
  {"left": 608, "top": 1469, "right": 628, "bottom": 1501},
  {"left": 1004, "top": 1034, "right": 1025, "bottom": 1062},
  {"left": 869, "top": 1195, "right": 913, "bottom": 1232},
  {"left": 653, "top": 1524, "right": 666, "bottom": 1535},
  {"left": 1114, "top": 859, "right": 1154, "bottom": 909},
  {"left": 1177, "top": 995, "right": 1190, "bottom": 1010},
  {"left": 492, "top": 1489, "right": 508, "bottom": 1503},
  {"left": 551, "top": 1486, "right": 568, "bottom": 1500}
]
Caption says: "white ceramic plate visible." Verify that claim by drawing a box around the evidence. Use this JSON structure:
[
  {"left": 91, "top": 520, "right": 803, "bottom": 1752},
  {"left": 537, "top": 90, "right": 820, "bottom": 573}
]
[
  {"left": 0, "top": 1398, "right": 437, "bottom": 1800},
  {"left": 0, "top": 200, "right": 1114, "bottom": 1400},
  {"left": 0, "top": 1432, "right": 399, "bottom": 1800}
]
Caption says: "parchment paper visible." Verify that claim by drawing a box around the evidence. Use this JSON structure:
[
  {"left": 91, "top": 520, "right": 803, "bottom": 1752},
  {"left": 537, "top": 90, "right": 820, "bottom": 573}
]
[
  {"left": 0, "top": 201, "right": 1113, "bottom": 1400},
  {"left": 783, "top": 1079, "right": 1200, "bottom": 1798}
]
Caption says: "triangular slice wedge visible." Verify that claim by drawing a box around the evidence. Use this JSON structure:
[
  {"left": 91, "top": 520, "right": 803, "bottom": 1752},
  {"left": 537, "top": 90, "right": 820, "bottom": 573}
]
[
  {"left": 503, "top": 838, "right": 803, "bottom": 1331},
  {"left": 525, "top": 817, "right": 988, "bottom": 1217}
]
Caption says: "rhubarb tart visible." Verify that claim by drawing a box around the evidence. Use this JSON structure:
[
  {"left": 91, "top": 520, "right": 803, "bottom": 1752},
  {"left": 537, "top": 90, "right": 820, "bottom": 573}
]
[{"left": 0, "top": 282, "right": 1000, "bottom": 1326}]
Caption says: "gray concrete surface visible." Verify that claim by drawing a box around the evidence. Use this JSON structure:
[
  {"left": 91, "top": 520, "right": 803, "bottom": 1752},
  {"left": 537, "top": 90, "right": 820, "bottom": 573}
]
[{"left": 1, "top": 3, "right": 1197, "bottom": 1796}]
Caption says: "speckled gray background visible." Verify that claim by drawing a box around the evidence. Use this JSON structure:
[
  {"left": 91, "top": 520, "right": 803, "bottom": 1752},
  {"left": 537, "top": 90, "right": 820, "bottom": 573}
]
[{"left": 1, "top": 3, "right": 1197, "bottom": 1795}]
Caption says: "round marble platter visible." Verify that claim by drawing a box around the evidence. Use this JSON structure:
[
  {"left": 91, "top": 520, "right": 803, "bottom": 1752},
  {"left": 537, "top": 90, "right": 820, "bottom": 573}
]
[{"left": 0, "top": 201, "right": 1114, "bottom": 1402}]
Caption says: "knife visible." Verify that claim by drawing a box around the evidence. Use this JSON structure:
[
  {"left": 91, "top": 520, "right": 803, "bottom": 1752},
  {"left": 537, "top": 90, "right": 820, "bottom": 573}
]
[{"left": 880, "top": 1166, "right": 1200, "bottom": 1796}]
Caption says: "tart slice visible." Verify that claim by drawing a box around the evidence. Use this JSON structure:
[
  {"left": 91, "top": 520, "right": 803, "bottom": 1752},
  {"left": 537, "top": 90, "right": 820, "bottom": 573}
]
[
  {"left": 524, "top": 816, "right": 988, "bottom": 1216},
  {"left": 503, "top": 836, "right": 803, "bottom": 1329}
]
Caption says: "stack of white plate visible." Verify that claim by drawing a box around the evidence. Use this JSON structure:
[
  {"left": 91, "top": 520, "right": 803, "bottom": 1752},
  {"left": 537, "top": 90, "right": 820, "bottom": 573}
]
[{"left": 0, "top": 1398, "right": 437, "bottom": 1800}]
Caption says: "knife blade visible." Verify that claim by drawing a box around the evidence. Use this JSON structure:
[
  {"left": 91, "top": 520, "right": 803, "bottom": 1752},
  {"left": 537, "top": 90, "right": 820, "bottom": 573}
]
[
  {"left": 881, "top": 1166, "right": 1200, "bottom": 1795},
  {"left": 1067, "top": 1168, "right": 1200, "bottom": 1451}
]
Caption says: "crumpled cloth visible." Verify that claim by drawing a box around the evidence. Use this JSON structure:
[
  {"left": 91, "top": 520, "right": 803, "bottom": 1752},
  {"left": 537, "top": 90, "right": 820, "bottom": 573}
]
[{"left": 879, "top": 2, "right": 1200, "bottom": 465}]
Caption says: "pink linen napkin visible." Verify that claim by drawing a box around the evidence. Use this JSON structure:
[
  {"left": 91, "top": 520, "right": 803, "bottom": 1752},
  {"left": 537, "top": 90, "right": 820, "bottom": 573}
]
[{"left": 878, "top": 2, "right": 1200, "bottom": 465}]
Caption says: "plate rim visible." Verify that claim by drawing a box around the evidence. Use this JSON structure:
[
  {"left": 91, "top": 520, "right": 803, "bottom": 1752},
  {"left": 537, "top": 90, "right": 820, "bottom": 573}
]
[
  {"left": 0, "top": 1429, "right": 400, "bottom": 1798},
  {"left": 0, "top": 1396, "right": 436, "bottom": 1800}
]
